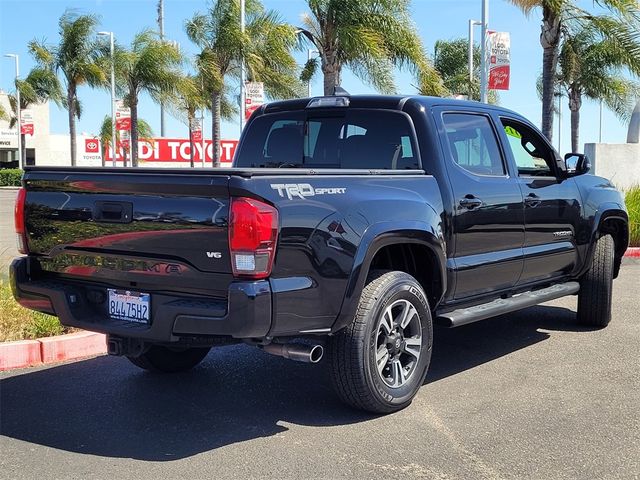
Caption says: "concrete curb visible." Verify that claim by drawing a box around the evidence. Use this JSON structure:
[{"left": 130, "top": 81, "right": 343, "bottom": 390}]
[
  {"left": 624, "top": 247, "right": 640, "bottom": 258},
  {"left": 0, "top": 331, "right": 106, "bottom": 372}
]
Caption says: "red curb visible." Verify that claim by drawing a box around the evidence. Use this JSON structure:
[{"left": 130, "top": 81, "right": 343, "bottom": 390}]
[
  {"left": 0, "top": 331, "right": 107, "bottom": 372},
  {"left": 39, "top": 331, "right": 107, "bottom": 364},
  {"left": 0, "top": 339, "right": 42, "bottom": 371},
  {"left": 624, "top": 247, "right": 640, "bottom": 258}
]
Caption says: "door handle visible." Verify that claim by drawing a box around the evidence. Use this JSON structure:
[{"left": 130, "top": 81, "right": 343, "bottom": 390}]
[
  {"left": 459, "top": 195, "right": 483, "bottom": 210},
  {"left": 524, "top": 193, "right": 541, "bottom": 208}
]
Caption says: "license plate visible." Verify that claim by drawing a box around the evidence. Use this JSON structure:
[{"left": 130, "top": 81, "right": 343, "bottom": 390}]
[{"left": 108, "top": 289, "right": 150, "bottom": 324}]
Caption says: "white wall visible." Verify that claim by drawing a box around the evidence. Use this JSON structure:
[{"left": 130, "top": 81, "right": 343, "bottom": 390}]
[{"left": 585, "top": 143, "right": 640, "bottom": 191}]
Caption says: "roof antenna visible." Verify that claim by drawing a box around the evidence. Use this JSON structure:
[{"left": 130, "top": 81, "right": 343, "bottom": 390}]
[{"left": 332, "top": 86, "right": 350, "bottom": 96}]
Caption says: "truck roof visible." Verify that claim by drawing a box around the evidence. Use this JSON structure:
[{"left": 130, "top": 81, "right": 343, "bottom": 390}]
[{"left": 262, "top": 94, "right": 523, "bottom": 118}]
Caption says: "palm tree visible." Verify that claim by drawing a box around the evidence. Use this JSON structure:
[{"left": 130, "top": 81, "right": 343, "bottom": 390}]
[
  {"left": 0, "top": 104, "right": 8, "bottom": 122},
  {"left": 185, "top": 0, "right": 302, "bottom": 166},
  {"left": 6, "top": 68, "right": 63, "bottom": 164},
  {"left": 431, "top": 38, "right": 497, "bottom": 103},
  {"left": 166, "top": 75, "right": 209, "bottom": 167},
  {"left": 98, "top": 115, "right": 153, "bottom": 167},
  {"left": 507, "top": 0, "right": 640, "bottom": 142},
  {"left": 297, "top": 0, "right": 445, "bottom": 96},
  {"left": 111, "top": 29, "right": 182, "bottom": 166},
  {"left": 28, "top": 10, "right": 106, "bottom": 166},
  {"left": 556, "top": 24, "right": 640, "bottom": 152}
]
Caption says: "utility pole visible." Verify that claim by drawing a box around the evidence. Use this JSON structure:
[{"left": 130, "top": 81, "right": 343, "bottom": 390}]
[
  {"left": 158, "top": 0, "right": 166, "bottom": 137},
  {"left": 4, "top": 54, "right": 22, "bottom": 169},
  {"left": 239, "top": 0, "right": 246, "bottom": 135},
  {"left": 468, "top": 20, "right": 482, "bottom": 100},
  {"left": 480, "top": 0, "right": 489, "bottom": 104}
]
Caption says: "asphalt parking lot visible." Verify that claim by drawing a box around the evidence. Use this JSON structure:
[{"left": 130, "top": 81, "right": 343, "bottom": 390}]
[{"left": 1, "top": 260, "right": 638, "bottom": 479}]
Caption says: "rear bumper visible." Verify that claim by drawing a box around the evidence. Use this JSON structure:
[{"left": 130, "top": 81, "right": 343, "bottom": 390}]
[{"left": 10, "top": 257, "right": 272, "bottom": 343}]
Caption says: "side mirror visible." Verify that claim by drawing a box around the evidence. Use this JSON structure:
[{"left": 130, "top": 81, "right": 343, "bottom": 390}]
[{"left": 564, "top": 153, "right": 591, "bottom": 175}]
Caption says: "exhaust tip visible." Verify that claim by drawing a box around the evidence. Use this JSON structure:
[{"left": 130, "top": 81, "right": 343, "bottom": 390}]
[{"left": 308, "top": 344, "right": 324, "bottom": 364}]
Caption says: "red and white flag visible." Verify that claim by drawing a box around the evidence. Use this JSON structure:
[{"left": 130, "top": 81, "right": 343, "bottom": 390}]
[{"left": 488, "top": 31, "right": 511, "bottom": 91}]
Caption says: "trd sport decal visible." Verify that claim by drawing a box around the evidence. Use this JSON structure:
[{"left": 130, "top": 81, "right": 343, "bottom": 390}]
[{"left": 271, "top": 183, "right": 347, "bottom": 200}]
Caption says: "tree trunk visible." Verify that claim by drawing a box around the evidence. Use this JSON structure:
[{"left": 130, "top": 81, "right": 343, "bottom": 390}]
[
  {"left": 188, "top": 115, "right": 195, "bottom": 168},
  {"left": 540, "top": 7, "right": 561, "bottom": 142},
  {"left": 321, "top": 50, "right": 341, "bottom": 96},
  {"left": 130, "top": 94, "right": 139, "bottom": 167},
  {"left": 568, "top": 87, "right": 582, "bottom": 153},
  {"left": 67, "top": 85, "right": 77, "bottom": 167},
  {"left": 211, "top": 91, "right": 221, "bottom": 167}
]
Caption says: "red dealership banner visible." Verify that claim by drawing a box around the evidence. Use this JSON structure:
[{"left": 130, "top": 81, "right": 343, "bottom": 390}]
[
  {"left": 103, "top": 138, "right": 238, "bottom": 164},
  {"left": 115, "top": 100, "right": 131, "bottom": 131},
  {"left": 245, "top": 82, "right": 264, "bottom": 121},
  {"left": 191, "top": 118, "right": 203, "bottom": 142},
  {"left": 488, "top": 31, "right": 511, "bottom": 90},
  {"left": 20, "top": 110, "right": 34, "bottom": 135}
]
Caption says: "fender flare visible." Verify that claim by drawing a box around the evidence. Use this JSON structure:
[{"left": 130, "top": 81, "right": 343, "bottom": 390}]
[
  {"left": 578, "top": 203, "right": 628, "bottom": 278},
  {"left": 331, "top": 220, "right": 446, "bottom": 333}
]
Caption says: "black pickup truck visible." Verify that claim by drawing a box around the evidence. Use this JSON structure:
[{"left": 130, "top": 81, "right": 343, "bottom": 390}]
[{"left": 11, "top": 95, "right": 629, "bottom": 413}]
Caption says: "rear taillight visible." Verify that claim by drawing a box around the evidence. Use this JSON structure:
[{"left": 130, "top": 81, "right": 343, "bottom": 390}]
[
  {"left": 229, "top": 197, "right": 278, "bottom": 279},
  {"left": 14, "top": 187, "right": 29, "bottom": 254}
]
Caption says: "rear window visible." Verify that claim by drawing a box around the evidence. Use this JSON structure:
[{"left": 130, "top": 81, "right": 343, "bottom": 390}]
[{"left": 234, "top": 109, "right": 419, "bottom": 169}]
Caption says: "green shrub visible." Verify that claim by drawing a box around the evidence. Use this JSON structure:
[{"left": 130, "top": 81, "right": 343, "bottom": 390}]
[
  {"left": 0, "top": 281, "right": 71, "bottom": 342},
  {"left": 626, "top": 186, "right": 640, "bottom": 247},
  {"left": 0, "top": 168, "right": 22, "bottom": 187}
]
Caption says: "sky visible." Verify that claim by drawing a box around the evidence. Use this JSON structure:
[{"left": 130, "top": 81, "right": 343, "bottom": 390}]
[{"left": 0, "top": 0, "right": 633, "bottom": 155}]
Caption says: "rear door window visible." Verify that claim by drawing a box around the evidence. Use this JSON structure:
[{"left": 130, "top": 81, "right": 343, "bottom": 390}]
[{"left": 234, "top": 110, "right": 419, "bottom": 169}]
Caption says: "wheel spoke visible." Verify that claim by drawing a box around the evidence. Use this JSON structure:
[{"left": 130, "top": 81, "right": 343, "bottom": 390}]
[
  {"left": 403, "top": 336, "right": 421, "bottom": 359},
  {"left": 399, "top": 301, "right": 418, "bottom": 330},
  {"left": 380, "top": 307, "right": 395, "bottom": 334},
  {"left": 376, "top": 345, "right": 390, "bottom": 374},
  {"left": 391, "top": 360, "right": 407, "bottom": 387}
]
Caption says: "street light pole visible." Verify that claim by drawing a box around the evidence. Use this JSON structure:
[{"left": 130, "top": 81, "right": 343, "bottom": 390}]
[
  {"left": 4, "top": 54, "right": 22, "bottom": 169},
  {"left": 599, "top": 100, "right": 603, "bottom": 143},
  {"left": 98, "top": 32, "right": 117, "bottom": 167},
  {"left": 201, "top": 110, "right": 206, "bottom": 168},
  {"left": 480, "top": 0, "right": 489, "bottom": 104},
  {"left": 158, "top": 0, "right": 166, "bottom": 137},
  {"left": 239, "top": 0, "right": 246, "bottom": 135},
  {"left": 468, "top": 20, "right": 481, "bottom": 100},
  {"left": 307, "top": 49, "right": 319, "bottom": 97}
]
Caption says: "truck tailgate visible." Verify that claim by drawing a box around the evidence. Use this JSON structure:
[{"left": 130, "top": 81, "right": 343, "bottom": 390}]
[{"left": 22, "top": 169, "right": 232, "bottom": 292}]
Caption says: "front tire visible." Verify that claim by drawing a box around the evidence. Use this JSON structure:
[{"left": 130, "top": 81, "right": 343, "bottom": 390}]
[
  {"left": 329, "top": 271, "right": 433, "bottom": 414},
  {"left": 577, "top": 234, "right": 615, "bottom": 327},
  {"left": 127, "top": 346, "right": 211, "bottom": 373}
]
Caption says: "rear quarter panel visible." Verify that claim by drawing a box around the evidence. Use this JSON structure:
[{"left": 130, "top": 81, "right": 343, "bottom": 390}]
[{"left": 229, "top": 174, "right": 444, "bottom": 336}]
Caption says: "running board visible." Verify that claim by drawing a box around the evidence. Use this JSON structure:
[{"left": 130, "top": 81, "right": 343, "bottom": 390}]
[{"left": 435, "top": 282, "right": 580, "bottom": 328}]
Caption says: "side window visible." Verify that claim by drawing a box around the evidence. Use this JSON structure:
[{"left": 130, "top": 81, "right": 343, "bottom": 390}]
[
  {"left": 442, "top": 113, "right": 505, "bottom": 176},
  {"left": 500, "top": 119, "right": 555, "bottom": 176}
]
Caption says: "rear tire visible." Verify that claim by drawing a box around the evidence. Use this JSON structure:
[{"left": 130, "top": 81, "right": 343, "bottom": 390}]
[
  {"left": 127, "top": 346, "right": 211, "bottom": 373},
  {"left": 577, "top": 234, "right": 615, "bottom": 327},
  {"left": 328, "top": 270, "right": 433, "bottom": 414}
]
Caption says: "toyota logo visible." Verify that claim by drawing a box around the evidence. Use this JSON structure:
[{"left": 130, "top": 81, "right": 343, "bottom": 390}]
[{"left": 85, "top": 139, "right": 99, "bottom": 153}]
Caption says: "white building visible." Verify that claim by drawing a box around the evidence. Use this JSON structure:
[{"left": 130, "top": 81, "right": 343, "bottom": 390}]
[
  {"left": 0, "top": 92, "right": 235, "bottom": 168},
  {"left": 0, "top": 92, "right": 104, "bottom": 167}
]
